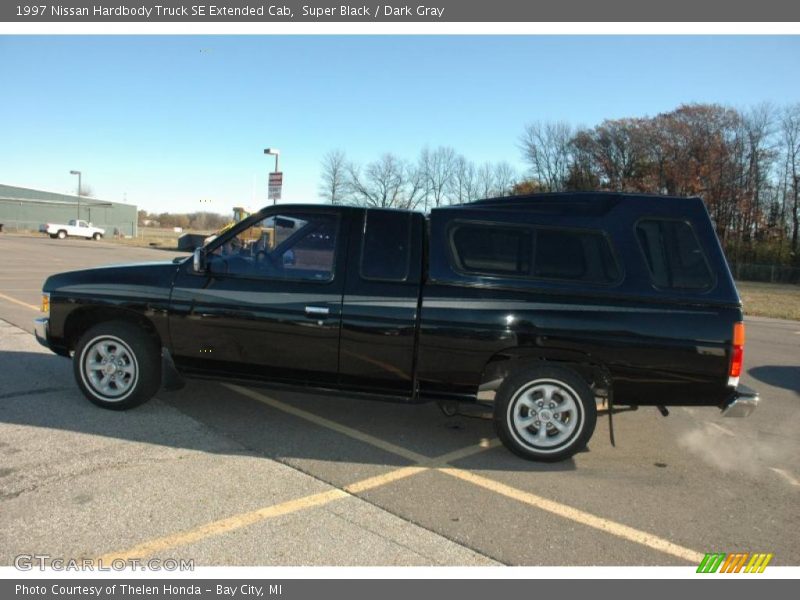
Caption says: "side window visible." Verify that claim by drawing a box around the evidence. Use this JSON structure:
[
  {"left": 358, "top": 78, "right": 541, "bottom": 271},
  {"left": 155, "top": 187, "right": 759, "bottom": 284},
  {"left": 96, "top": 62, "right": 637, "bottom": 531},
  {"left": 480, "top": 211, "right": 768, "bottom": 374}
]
[
  {"left": 360, "top": 210, "right": 411, "bottom": 281},
  {"left": 207, "top": 212, "right": 338, "bottom": 281},
  {"left": 636, "top": 219, "right": 713, "bottom": 290},
  {"left": 450, "top": 222, "right": 619, "bottom": 284},
  {"left": 452, "top": 225, "right": 531, "bottom": 276},
  {"left": 533, "top": 229, "right": 620, "bottom": 284}
]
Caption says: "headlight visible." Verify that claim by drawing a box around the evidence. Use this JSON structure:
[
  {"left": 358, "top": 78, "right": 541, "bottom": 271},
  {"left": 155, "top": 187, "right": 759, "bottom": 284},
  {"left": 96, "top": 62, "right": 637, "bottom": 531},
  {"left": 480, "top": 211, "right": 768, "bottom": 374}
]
[{"left": 41, "top": 293, "right": 50, "bottom": 314}]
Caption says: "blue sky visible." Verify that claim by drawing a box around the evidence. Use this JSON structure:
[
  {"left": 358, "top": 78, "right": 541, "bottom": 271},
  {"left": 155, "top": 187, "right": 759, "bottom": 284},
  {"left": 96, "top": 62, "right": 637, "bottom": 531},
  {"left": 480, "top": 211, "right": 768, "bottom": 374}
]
[{"left": 1, "top": 35, "right": 799, "bottom": 214}]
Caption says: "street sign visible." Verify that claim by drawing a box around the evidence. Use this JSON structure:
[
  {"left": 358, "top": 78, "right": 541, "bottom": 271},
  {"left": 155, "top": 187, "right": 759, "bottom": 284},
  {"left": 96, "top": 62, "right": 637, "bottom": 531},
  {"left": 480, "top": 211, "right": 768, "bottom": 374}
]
[{"left": 268, "top": 171, "right": 283, "bottom": 200}]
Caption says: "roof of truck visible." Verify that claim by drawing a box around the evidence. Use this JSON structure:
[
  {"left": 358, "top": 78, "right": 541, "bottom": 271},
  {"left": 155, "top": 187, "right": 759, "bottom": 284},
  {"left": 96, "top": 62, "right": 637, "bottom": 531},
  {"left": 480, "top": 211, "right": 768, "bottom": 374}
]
[
  {"left": 468, "top": 191, "right": 698, "bottom": 205},
  {"left": 437, "top": 191, "right": 705, "bottom": 218}
]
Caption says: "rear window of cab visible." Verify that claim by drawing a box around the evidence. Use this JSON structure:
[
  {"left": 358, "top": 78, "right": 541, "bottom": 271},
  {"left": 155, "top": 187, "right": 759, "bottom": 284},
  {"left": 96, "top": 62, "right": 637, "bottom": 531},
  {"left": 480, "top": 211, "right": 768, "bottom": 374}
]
[
  {"left": 635, "top": 219, "right": 714, "bottom": 291},
  {"left": 449, "top": 222, "right": 621, "bottom": 285}
]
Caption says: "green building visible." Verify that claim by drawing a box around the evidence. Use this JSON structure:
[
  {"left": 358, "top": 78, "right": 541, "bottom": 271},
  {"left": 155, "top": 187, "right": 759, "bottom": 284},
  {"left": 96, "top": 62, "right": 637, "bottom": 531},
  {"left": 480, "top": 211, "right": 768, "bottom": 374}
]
[{"left": 0, "top": 183, "right": 138, "bottom": 236}]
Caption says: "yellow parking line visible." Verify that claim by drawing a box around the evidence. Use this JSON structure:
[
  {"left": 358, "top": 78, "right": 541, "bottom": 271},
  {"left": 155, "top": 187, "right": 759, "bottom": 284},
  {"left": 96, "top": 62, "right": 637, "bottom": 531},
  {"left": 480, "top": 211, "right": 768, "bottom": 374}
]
[
  {"left": 437, "top": 467, "right": 704, "bottom": 563},
  {"left": 0, "top": 291, "right": 39, "bottom": 311},
  {"left": 428, "top": 438, "right": 502, "bottom": 466},
  {"left": 101, "top": 384, "right": 704, "bottom": 564},
  {"left": 97, "top": 439, "right": 498, "bottom": 562},
  {"left": 229, "top": 385, "right": 705, "bottom": 563},
  {"left": 99, "top": 488, "right": 348, "bottom": 563},
  {"left": 343, "top": 466, "right": 428, "bottom": 494},
  {"left": 224, "top": 383, "right": 428, "bottom": 463}
]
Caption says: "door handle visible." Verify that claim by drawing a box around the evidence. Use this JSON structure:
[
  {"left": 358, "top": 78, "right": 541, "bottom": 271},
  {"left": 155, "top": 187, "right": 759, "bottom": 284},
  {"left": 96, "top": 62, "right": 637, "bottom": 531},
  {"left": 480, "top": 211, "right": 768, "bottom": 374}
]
[{"left": 305, "top": 306, "right": 330, "bottom": 316}]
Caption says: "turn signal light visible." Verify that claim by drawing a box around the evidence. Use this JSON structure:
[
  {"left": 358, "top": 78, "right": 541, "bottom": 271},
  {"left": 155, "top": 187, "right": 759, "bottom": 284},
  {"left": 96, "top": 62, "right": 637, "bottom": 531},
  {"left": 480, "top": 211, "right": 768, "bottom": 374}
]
[{"left": 41, "top": 293, "right": 50, "bottom": 314}]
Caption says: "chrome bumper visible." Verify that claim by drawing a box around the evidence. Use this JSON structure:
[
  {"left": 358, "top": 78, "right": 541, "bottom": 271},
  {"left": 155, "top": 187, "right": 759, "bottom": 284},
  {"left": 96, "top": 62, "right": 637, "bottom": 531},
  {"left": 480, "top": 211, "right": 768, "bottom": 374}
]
[
  {"left": 33, "top": 316, "right": 49, "bottom": 348},
  {"left": 721, "top": 384, "right": 759, "bottom": 418}
]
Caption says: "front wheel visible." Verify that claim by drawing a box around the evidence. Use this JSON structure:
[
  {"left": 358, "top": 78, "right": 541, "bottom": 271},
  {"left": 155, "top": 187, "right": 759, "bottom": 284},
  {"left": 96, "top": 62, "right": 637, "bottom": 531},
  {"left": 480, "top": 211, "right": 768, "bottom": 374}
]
[
  {"left": 494, "top": 366, "right": 597, "bottom": 462},
  {"left": 92, "top": 232, "right": 102, "bottom": 240},
  {"left": 73, "top": 321, "right": 161, "bottom": 410}
]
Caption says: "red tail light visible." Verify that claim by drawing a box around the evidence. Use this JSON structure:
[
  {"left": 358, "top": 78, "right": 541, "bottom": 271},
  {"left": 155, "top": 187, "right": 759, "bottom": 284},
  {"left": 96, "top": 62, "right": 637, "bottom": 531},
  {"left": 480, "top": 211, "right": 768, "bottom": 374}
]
[{"left": 730, "top": 322, "right": 745, "bottom": 378}]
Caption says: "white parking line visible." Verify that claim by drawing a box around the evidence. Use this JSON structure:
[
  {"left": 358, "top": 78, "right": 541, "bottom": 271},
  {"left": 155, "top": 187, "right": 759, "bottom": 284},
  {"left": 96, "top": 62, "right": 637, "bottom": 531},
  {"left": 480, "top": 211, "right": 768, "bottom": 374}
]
[
  {"left": 769, "top": 467, "right": 800, "bottom": 487},
  {"left": 705, "top": 422, "right": 736, "bottom": 437}
]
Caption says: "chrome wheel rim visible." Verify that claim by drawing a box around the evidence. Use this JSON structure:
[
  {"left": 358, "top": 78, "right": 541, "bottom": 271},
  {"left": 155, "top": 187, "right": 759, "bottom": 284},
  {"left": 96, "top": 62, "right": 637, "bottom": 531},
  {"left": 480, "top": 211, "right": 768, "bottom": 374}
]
[
  {"left": 507, "top": 379, "right": 582, "bottom": 452},
  {"left": 80, "top": 335, "right": 138, "bottom": 401}
]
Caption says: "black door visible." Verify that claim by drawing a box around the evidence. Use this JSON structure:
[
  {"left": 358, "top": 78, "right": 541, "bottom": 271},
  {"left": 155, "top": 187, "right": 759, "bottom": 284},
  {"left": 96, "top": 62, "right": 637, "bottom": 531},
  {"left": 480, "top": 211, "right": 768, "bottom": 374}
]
[
  {"left": 338, "top": 209, "right": 424, "bottom": 397},
  {"left": 168, "top": 208, "right": 348, "bottom": 386}
]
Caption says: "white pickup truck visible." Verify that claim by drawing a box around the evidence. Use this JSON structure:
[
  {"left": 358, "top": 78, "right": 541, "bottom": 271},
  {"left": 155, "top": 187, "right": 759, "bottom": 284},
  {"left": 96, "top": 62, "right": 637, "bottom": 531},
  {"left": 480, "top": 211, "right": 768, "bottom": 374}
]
[{"left": 40, "top": 219, "right": 105, "bottom": 240}]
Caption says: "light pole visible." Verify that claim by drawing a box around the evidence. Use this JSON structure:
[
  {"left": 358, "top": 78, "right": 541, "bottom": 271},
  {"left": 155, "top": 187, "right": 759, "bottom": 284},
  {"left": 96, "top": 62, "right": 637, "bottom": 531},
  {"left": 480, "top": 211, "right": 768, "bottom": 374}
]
[
  {"left": 70, "top": 170, "right": 82, "bottom": 220},
  {"left": 264, "top": 148, "right": 280, "bottom": 205}
]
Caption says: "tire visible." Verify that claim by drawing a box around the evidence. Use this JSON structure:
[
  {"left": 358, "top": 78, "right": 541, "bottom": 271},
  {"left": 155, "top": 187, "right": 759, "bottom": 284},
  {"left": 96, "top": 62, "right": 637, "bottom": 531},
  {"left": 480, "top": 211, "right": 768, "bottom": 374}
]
[
  {"left": 92, "top": 232, "right": 102, "bottom": 240},
  {"left": 57, "top": 230, "right": 67, "bottom": 239},
  {"left": 73, "top": 321, "right": 161, "bottom": 410},
  {"left": 494, "top": 366, "right": 597, "bottom": 462}
]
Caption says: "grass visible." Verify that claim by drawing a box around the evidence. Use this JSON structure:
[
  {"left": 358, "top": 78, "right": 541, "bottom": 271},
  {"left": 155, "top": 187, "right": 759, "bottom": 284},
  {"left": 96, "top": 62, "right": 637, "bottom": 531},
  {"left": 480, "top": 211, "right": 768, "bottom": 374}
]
[
  {"left": 737, "top": 281, "right": 800, "bottom": 321},
  {"left": 112, "top": 227, "right": 211, "bottom": 250}
]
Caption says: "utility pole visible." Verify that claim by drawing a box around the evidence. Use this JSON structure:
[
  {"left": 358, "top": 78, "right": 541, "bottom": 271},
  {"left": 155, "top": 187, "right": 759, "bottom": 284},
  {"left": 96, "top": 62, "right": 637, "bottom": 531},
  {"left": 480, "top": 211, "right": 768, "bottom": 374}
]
[{"left": 70, "top": 170, "right": 82, "bottom": 219}]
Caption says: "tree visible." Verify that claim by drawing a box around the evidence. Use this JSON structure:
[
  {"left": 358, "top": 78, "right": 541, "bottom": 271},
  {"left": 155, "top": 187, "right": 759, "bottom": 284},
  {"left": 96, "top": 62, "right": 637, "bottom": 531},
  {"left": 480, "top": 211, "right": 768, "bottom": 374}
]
[
  {"left": 420, "top": 146, "right": 457, "bottom": 209},
  {"left": 476, "top": 162, "right": 495, "bottom": 199},
  {"left": 780, "top": 103, "right": 800, "bottom": 252},
  {"left": 319, "top": 149, "right": 348, "bottom": 205},
  {"left": 519, "top": 121, "right": 574, "bottom": 192},
  {"left": 448, "top": 155, "right": 478, "bottom": 204},
  {"left": 347, "top": 153, "right": 419, "bottom": 209},
  {"left": 493, "top": 162, "right": 516, "bottom": 196}
]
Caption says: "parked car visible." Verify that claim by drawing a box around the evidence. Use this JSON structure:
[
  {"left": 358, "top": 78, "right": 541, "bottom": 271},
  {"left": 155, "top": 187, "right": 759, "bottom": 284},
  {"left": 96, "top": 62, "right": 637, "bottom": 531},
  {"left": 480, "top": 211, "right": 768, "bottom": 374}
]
[
  {"left": 33, "top": 193, "right": 758, "bottom": 461},
  {"left": 40, "top": 219, "right": 104, "bottom": 240}
]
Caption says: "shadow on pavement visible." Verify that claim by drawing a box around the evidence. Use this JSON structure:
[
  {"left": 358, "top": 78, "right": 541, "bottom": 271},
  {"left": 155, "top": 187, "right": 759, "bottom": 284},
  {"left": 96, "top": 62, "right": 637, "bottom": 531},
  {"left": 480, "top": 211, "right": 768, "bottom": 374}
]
[
  {"left": 748, "top": 365, "right": 800, "bottom": 396},
  {"left": 0, "top": 349, "right": 577, "bottom": 474}
]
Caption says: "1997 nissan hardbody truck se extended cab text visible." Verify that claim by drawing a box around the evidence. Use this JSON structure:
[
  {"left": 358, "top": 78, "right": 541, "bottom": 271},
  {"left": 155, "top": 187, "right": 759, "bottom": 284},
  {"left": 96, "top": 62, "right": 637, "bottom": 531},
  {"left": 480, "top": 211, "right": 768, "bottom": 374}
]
[{"left": 34, "top": 193, "right": 759, "bottom": 461}]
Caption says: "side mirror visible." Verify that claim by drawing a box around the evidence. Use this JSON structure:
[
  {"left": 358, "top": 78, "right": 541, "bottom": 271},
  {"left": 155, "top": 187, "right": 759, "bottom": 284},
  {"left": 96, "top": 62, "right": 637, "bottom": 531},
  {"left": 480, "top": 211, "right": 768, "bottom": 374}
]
[{"left": 192, "top": 248, "right": 206, "bottom": 273}]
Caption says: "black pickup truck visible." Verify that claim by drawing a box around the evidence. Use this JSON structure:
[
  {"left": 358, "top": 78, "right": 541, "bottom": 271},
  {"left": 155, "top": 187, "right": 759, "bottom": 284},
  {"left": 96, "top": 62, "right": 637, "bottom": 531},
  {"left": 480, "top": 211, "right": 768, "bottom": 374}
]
[{"left": 34, "top": 192, "right": 759, "bottom": 461}]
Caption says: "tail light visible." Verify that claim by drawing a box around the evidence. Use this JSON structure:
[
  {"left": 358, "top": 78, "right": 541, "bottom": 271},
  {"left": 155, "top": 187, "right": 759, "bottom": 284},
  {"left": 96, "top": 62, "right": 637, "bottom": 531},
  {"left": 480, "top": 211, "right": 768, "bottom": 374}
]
[{"left": 729, "top": 322, "right": 745, "bottom": 382}]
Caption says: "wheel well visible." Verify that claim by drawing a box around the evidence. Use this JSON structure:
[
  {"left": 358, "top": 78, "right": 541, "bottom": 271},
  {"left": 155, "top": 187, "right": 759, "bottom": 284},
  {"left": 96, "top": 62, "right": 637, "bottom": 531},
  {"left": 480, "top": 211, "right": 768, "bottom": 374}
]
[
  {"left": 478, "top": 351, "right": 610, "bottom": 401},
  {"left": 63, "top": 307, "right": 161, "bottom": 351}
]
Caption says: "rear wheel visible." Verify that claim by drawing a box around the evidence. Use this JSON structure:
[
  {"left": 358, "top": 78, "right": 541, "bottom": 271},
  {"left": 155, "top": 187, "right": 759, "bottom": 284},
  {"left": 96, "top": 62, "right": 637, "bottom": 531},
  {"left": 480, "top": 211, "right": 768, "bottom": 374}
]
[
  {"left": 57, "top": 230, "right": 67, "bottom": 239},
  {"left": 494, "top": 366, "right": 597, "bottom": 462},
  {"left": 73, "top": 321, "right": 161, "bottom": 410}
]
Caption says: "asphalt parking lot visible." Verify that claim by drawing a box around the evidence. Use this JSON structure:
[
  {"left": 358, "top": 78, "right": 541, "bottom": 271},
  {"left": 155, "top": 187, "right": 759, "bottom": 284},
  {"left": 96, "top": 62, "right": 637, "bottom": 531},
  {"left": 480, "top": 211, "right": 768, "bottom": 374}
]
[{"left": 0, "top": 233, "right": 798, "bottom": 566}]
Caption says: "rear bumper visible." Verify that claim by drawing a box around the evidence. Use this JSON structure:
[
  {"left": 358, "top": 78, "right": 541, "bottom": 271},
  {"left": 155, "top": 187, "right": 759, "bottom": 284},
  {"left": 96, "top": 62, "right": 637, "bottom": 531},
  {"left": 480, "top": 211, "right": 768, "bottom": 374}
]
[
  {"left": 33, "top": 317, "right": 50, "bottom": 349},
  {"left": 721, "top": 384, "right": 759, "bottom": 417}
]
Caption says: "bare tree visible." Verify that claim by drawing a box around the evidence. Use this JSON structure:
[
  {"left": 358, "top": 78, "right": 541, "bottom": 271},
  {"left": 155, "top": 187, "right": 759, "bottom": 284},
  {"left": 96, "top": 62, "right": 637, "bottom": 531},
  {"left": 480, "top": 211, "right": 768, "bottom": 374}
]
[
  {"left": 493, "top": 161, "right": 516, "bottom": 196},
  {"left": 476, "top": 162, "right": 495, "bottom": 199},
  {"left": 741, "top": 103, "right": 777, "bottom": 243},
  {"left": 347, "top": 153, "right": 413, "bottom": 209},
  {"left": 420, "top": 146, "right": 457, "bottom": 210},
  {"left": 781, "top": 103, "right": 800, "bottom": 250},
  {"left": 400, "top": 162, "right": 426, "bottom": 210},
  {"left": 519, "top": 121, "right": 574, "bottom": 192},
  {"left": 448, "top": 155, "right": 478, "bottom": 204},
  {"left": 319, "top": 149, "right": 348, "bottom": 205}
]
